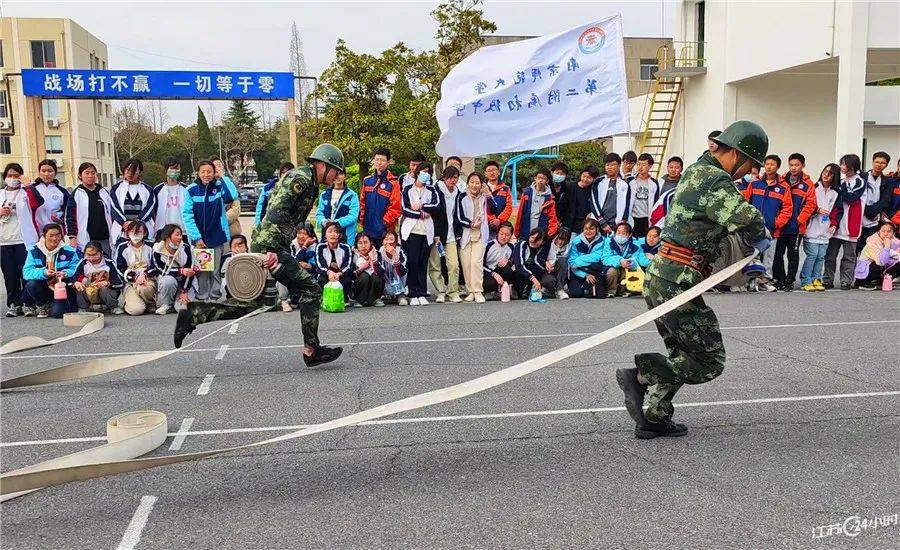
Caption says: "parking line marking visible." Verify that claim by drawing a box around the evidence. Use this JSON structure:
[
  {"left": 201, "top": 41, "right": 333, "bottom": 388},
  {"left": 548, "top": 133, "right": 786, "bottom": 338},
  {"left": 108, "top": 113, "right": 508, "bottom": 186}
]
[
  {"left": 215, "top": 345, "right": 228, "bottom": 360},
  {"left": 4, "top": 390, "right": 896, "bottom": 448},
  {"left": 197, "top": 374, "right": 215, "bottom": 396},
  {"left": 116, "top": 495, "right": 157, "bottom": 550},
  {"left": 228, "top": 323, "right": 239, "bottom": 335},
  {"left": 168, "top": 418, "right": 194, "bottom": 451}
]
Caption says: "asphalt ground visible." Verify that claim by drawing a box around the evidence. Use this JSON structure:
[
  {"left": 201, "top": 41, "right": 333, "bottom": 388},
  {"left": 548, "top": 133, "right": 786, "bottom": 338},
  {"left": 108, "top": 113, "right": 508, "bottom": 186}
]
[{"left": 0, "top": 287, "right": 898, "bottom": 549}]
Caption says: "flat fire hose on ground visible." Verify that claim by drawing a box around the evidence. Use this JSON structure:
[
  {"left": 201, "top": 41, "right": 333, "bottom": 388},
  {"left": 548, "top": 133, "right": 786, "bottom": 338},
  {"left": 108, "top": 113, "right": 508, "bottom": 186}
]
[
  {"left": 0, "top": 312, "right": 105, "bottom": 355},
  {"left": 0, "top": 256, "right": 754, "bottom": 499}
]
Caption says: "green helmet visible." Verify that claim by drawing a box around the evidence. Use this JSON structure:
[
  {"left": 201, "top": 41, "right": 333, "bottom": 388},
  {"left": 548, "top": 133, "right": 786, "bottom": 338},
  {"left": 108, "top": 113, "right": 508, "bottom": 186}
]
[
  {"left": 307, "top": 143, "right": 345, "bottom": 172},
  {"left": 711, "top": 120, "right": 769, "bottom": 167}
]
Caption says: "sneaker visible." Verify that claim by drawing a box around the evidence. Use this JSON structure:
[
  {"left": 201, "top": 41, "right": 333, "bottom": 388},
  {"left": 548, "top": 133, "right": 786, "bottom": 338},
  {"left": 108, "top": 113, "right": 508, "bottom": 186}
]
[
  {"left": 464, "top": 293, "right": 475, "bottom": 302},
  {"left": 759, "top": 282, "right": 778, "bottom": 292},
  {"left": 398, "top": 296, "right": 409, "bottom": 306},
  {"left": 303, "top": 345, "right": 343, "bottom": 368},
  {"left": 374, "top": 299, "right": 385, "bottom": 307},
  {"left": 36, "top": 306, "right": 50, "bottom": 319},
  {"left": 156, "top": 304, "right": 173, "bottom": 315},
  {"left": 5, "top": 308, "right": 18, "bottom": 318},
  {"left": 822, "top": 281, "right": 835, "bottom": 290},
  {"left": 435, "top": 293, "right": 446, "bottom": 303},
  {"left": 173, "top": 309, "right": 196, "bottom": 349},
  {"left": 801, "top": 283, "right": 817, "bottom": 292},
  {"left": 615, "top": 367, "right": 648, "bottom": 425},
  {"left": 112, "top": 307, "right": 125, "bottom": 315},
  {"left": 474, "top": 293, "right": 486, "bottom": 303},
  {"left": 22, "top": 306, "right": 36, "bottom": 317},
  {"left": 813, "top": 279, "right": 825, "bottom": 291},
  {"left": 857, "top": 282, "right": 877, "bottom": 291},
  {"left": 410, "top": 297, "right": 420, "bottom": 306},
  {"left": 418, "top": 297, "right": 430, "bottom": 305},
  {"left": 729, "top": 285, "right": 746, "bottom": 293},
  {"left": 449, "top": 293, "right": 463, "bottom": 303},
  {"left": 840, "top": 283, "right": 854, "bottom": 290},
  {"left": 556, "top": 289, "right": 570, "bottom": 300},
  {"left": 281, "top": 300, "right": 293, "bottom": 312},
  {"left": 352, "top": 300, "right": 364, "bottom": 308},
  {"left": 634, "top": 419, "right": 689, "bottom": 440}
]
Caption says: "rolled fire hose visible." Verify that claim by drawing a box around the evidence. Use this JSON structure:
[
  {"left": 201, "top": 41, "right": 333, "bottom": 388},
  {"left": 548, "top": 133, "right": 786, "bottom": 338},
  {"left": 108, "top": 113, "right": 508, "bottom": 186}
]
[
  {"left": 224, "top": 253, "right": 269, "bottom": 302},
  {"left": 0, "top": 312, "right": 104, "bottom": 355},
  {"left": 0, "top": 255, "right": 755, "bottom": 498}
]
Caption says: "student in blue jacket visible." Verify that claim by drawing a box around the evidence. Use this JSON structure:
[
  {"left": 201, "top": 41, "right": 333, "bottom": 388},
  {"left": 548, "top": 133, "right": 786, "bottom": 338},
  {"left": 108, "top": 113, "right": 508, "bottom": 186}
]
[
  {"left": 23, "top": 222, "right": 80, "bottom": 317},
  {"left": 255, "top": 162, "right": 295, "bottom": 228},
  {"left": 567, "top": 218, "right": 606, "bottom": 298},
  {"left": 316, "top": 172, "right": 360, "bottom": 247},
  {"left": 599, "top": 222, "right": 650, "bottom": 296},
  {"left": 182, "top": 160, "right": 236, "bottom": 301}
]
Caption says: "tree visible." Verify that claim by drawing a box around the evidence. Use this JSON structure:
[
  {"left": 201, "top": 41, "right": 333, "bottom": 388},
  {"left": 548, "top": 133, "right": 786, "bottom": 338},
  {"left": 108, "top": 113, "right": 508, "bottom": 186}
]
[
  {"left": 223, "top": 99, "right": 260, "bottom": 130},
  {"left": 168, "top": 125, "right": 200, "bottom": 172},
  {"left": 196, "top": 107, "right": 216, "bottom": 159},
  {"left": 112, "top": 104, "right": 156, "bottom": 162},
  {"left": 289, "top": 21, "right": 315, "bottom": 122}
]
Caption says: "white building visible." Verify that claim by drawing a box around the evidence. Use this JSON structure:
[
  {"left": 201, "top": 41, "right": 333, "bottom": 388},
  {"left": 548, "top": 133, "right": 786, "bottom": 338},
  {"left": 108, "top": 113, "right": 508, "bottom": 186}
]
[{"left": 624, "top": 0, "right": 900, "bottom": 174}]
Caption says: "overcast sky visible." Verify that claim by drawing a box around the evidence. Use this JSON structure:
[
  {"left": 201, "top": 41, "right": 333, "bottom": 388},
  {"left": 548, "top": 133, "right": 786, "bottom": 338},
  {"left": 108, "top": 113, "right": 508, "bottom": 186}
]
[{"left": 3, "top": 0, "right": 676, "bottom": 127}]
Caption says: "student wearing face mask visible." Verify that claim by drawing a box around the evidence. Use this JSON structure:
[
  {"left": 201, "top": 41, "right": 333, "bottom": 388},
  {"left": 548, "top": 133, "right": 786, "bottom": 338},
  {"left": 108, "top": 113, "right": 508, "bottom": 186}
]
[
  {"left": 110, "top": 158, "right": 156, "bottom": 245},
  {"left": 153, "top": 223, "right": 197, "bottom": 314},
  {"left": 115, "top": 220, "right": 159, "bottom": 315},
  {"left": 29, "top": 159, "right": 70, "bottom": 239},
  {"left": 1, "top": 163, "right": 41, "bottom": 316},
  {"left": 400, "top": 162, "right": 441, "bottom": 305},
  {"left": 549, "top": 162, "right": 570, "bottom": 207},
  {"left": 73, "top": 240, "right": 123, "bottom": 313},
  {"left": 66, "top": 162, "right": 113, "bottom": 256},
  {"left": 599, "top": 222, "right": 651, "bottom": 297},
  {"left": 23, "top": 223, "right": 80, "bottom": 318},
  {"left": 153, "top": 158, "right": 189, "bottom": 234}
]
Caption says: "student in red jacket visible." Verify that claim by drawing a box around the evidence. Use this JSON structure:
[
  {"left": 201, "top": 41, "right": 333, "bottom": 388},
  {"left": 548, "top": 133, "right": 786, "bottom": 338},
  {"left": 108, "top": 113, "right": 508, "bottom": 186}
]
[
  {"left": 358, "top": 147, "right": 402, "bottom": 249},
  {"left": 743, "top": 154, "right": 793, "bottom": 290},
  {"left": 773, "top": 153, "right": 818, "bottom": 290},
  {"left": 484, "top": 160, "right": 512, "bottom": 238},
  {"left": 514, "top": 168, "right": 559, "bottom": 240}
]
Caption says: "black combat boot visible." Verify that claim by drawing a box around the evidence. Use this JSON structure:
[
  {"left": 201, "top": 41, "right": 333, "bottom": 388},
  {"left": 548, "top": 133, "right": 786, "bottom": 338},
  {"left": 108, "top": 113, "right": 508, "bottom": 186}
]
[
  {"left": 304, "top": 345, "right": 343, "bottom": 367},
  {"left": 615, "top": 367, "right": 648, "bottom": 424},
  {"left": 174, "top": 309, "right": 196, "bottom": 349},
  {"left": 634, "top": 419, "right": 689, "bottom": 439}
]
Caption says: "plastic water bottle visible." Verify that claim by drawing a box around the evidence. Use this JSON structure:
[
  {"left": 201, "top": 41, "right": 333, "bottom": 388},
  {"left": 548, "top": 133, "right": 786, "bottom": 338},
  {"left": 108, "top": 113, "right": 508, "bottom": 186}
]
[
  {"left": 436, "top": 240, "right": 446, "bottom": 257},
  {"left": 883, "top": 274, "right": 893, "bottom": 292}
]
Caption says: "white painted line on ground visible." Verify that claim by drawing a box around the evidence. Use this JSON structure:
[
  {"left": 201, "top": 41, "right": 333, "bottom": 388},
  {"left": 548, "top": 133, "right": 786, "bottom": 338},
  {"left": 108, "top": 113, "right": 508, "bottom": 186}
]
[
  {"left": 116, "top": 495, "right": 157, "bottom": 550},
  {"left": 7, "top": 319, "right": 898, "bottom": 360},
  {"left": 196, "top": 374, "right": 215, "bottom": 396},
  {"left": 215, "top": 345, "right": 228, "bottom": 360},
  {"left": 4, "top": 391, "right": 896, "bottom": 448},
  {"left": 228, "top": 323, "right": 239, "bottom": 335},
  {"left": 168, "top": 418, "right": 194, "bottom": 451}
]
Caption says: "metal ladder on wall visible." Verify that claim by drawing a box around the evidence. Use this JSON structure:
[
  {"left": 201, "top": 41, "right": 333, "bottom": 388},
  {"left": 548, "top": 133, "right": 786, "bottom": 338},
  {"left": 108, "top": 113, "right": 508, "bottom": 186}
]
[{"left": 638, "top": 43, "right": 706, "bottom": 178}]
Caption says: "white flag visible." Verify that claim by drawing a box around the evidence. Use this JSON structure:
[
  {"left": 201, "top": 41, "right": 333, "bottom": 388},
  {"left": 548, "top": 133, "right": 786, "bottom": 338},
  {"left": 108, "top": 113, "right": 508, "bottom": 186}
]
[{"left": 436, "top": 15, "right": 629, "bottom": 158}]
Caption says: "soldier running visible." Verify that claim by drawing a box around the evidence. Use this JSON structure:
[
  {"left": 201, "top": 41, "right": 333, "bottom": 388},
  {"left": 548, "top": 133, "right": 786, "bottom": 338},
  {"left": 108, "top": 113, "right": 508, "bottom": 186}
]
[
  {"left": 174, "top": 144, "right": 346, "bottom": 368},
  {"left": 616, "top": 121, "right": 773, "bottom": 439}
]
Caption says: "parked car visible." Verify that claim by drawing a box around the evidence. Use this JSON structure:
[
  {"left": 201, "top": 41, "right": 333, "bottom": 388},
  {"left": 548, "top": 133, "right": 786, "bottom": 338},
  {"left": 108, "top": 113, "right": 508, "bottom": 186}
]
[{"left": 239, "top": 183, "right": 264, "bottom": 213}]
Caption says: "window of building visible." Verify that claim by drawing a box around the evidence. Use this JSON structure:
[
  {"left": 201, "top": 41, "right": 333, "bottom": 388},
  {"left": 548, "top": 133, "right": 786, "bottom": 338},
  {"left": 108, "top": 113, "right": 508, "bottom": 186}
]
[
  {"left": 639, "top": 59, "right": 659, "bottom": 81},
  {"left": 96, "top": 140, "right": 101, "bottom": 158},
  {"left": 30, "top": 40, "right": 57, "bottom": 68},
  {"left": 0, "top": 136, "right": 11, "bottom": 155},
  {"left": 94, "top": 100, "right": 100, "bottom": 125},
  {"left": 45, "top": 135, "right": 63, "bottom": 154},
  {"left": 0, "top": 40, "right": 4, "bottom": 66},
  {"left": 0, "top": 90, "right": 8, "bottom": 118},
  {"left": 42, "top": 99, "right": 60, "bottom": 120}
]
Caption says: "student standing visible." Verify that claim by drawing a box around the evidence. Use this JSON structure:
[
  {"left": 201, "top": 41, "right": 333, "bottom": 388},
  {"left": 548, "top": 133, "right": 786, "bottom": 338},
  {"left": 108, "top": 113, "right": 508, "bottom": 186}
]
[
  {"left": 359, "top": 147, "right": 401, "bottom": 249},
  {"left": 514, "top": 168, "right": 559, "bottom": 241},
  {"left": 773, "top": 153, "right": 817, "bottom": 290},
  {"left": 430, "top": 165, "right": 463, "bottom": 303},
  {"left": 400, "top": 162, "right": 440, "bottom": 305},
  {"left": 824, "top": 154, "right": 867, "bottom": 289},
  {"left": 66, "top": 162, "right": 113, "bottom": 255},
  {"left": 559, "top": 166, "right": 599, "bottom": 233},
  {"left": 1, "top": 163, "right": 40, "bottom": 316},
  {"left": 859, "top": 152, "right": 893, "bottom": 252},
  {"left": 627, "top": 153, "right": 661, "bottom": 238},
  {"left": 30, "top": 159, "right": 70, "bottom": 239},
  {"left": 799, "top": 164, "right": 840, "bottom": 291},
  {"left": 483, "top": 160, "right": 512, "bottom": 238},
  {"left": 591, "top": 153, "right": 632, "bottom": 236},
  {"left": 660, "top": 157, "right": 683, "bottom": 194},
  {"left": 316, "top": 171, "right": 360, "bottom": 246},
  {"left": 153, "top": 158, "right": 188, "bottom": 234},
  {"left": 456, "top": 172, "right": 497, "bottom": 303},
  {"left": 400, "top": 153, "right": 426, "bottom": 188},
  {"left": 211, "top": 157, "right": 242, "bottom": 241},
  {"left": 110, "top": 158, "right": 156, "bottom": 244},
  {"left": 742, "top": 154, "right": 793, "bottom": 291},
  {"left": 620, "top": 151, "right": 637, "bottom": 180}
]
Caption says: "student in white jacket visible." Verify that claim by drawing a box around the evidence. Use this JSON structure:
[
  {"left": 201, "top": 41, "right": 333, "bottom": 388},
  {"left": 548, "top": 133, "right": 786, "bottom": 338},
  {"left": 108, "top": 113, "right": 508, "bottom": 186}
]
[
  {"left": 799, "top": 164, "right": 840, "bottom": 291},
  {"left": 153, "top": 158, "right": 188, "bottom": 235},
  {"left": 1, "top": 162, "right": 39, "bottom": 316},
  {"left": 65, "top": 162, "right": 113, "bottom": 255}
]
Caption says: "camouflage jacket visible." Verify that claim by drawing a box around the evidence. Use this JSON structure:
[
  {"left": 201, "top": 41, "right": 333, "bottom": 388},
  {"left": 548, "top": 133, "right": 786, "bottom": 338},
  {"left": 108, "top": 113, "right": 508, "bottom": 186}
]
[
  {"left": 649, "top": 153, "right": 766, "bottom": 285},
  {"left": 251, "top": 167, "right": 319, "bottom": 254}
]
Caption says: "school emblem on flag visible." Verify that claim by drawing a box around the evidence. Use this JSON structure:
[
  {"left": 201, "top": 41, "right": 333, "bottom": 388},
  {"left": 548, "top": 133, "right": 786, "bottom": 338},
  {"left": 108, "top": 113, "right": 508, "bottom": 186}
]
[{"left": 578, "top": 26, "right": 606, "bottom": 54}]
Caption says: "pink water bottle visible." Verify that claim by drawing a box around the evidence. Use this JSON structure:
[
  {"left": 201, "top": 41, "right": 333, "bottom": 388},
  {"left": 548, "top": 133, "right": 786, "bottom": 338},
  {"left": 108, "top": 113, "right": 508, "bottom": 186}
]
[
  {"left": 53, "top": 279, "right": 68, "bottom": 300},
  {"left": 500, "top": 282, "right": 511, "bottom": 302},
  {"left": 883, "top": 274, "right": 893, "bottom": 292}
]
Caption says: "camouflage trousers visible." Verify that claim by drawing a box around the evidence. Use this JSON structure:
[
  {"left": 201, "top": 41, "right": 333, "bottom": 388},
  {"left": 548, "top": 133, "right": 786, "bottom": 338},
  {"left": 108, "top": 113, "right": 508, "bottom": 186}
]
[
  {"left": 637, "top": 274, "right": 726, "bottom": 423},
  {"left": 188, "top": 250, "right": 322, "bottom": 346}
]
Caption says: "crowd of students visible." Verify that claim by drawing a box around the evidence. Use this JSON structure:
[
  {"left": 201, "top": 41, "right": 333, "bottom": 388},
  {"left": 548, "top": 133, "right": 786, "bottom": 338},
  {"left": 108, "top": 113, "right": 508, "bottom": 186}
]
[{"left": 2, "top": 142, "right": 899, "bottom": 318}]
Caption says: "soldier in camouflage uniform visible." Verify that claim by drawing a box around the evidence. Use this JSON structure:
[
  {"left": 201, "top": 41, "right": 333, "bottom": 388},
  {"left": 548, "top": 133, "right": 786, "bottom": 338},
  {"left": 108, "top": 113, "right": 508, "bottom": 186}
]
[
  {"left": 616, "top": 121, "right": 773, "bottom": 439},
  {"left": 175, "top": 144, "right": 346, "bottom": 368}
]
